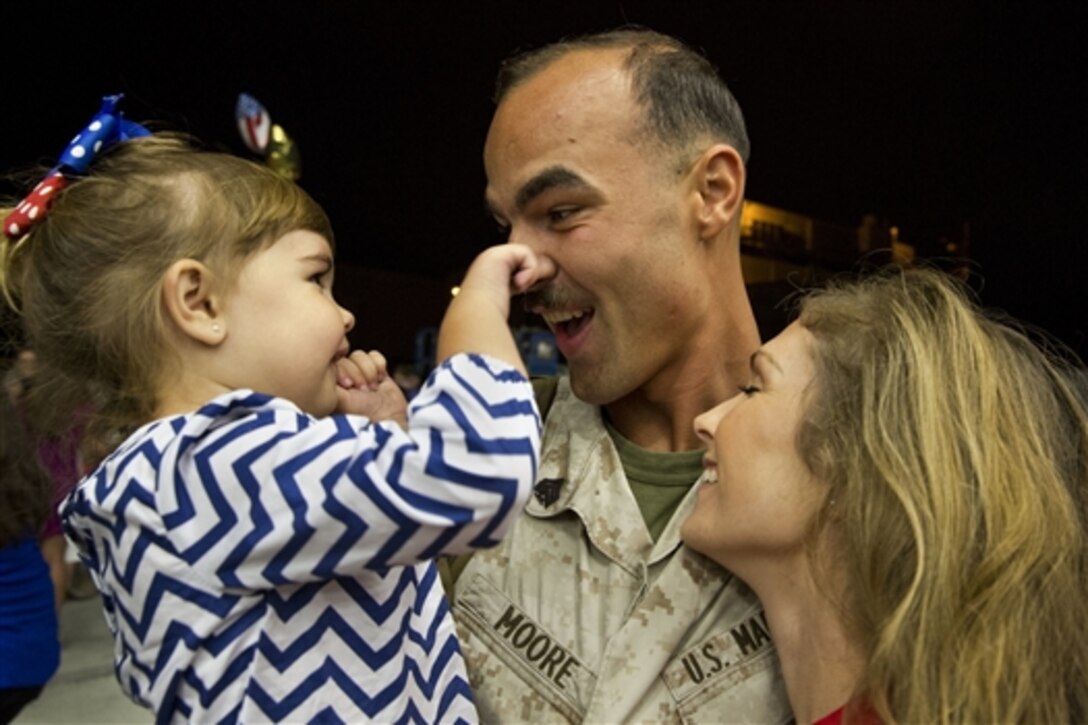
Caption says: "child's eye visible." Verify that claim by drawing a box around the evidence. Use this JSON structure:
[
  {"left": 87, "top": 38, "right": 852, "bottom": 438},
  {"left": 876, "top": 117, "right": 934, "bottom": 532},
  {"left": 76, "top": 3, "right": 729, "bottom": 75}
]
[{"left": 738, "top": 384, "right": 761, "bottom": 396}]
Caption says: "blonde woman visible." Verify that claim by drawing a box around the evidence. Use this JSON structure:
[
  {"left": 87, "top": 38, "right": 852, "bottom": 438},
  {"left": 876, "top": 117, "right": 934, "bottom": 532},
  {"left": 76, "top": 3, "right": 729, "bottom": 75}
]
[{"left": 683, "top": 268, "right": 1088, "bottom": 723}]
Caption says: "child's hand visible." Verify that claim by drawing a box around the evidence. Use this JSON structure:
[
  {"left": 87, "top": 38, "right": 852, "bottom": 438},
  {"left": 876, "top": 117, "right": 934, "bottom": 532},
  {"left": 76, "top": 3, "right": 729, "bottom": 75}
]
[
  {"left": 458, "top": 244, "right": 557, "bottom": 318},
  {"left": 335, "top": 350, "right": 408, "bottom": 428},
  {"left": 436, "top": 244, "right": 556, "bottom": 374}
]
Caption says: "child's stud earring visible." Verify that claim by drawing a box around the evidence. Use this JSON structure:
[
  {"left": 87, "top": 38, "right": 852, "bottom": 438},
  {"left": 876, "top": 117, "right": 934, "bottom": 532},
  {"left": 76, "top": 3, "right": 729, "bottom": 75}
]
[{"left": 212, "top": 323, "right": 222, "bottom": 334}]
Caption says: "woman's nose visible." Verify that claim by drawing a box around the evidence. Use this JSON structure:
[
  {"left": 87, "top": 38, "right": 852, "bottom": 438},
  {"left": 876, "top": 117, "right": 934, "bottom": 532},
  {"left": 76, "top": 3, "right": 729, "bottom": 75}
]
[{"left": 693, "top": 393, "right": 741, "bottom": 444}]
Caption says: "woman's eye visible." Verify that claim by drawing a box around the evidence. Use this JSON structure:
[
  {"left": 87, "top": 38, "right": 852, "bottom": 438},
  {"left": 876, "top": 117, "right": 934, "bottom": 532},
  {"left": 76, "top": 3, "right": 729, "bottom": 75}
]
[{"left": 738, "top": 384, "right": 761, "bottom": 396}]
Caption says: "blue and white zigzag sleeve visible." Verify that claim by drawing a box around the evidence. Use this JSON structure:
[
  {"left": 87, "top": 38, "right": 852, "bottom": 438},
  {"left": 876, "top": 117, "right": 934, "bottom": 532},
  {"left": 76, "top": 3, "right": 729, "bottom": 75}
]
[{"left": 148, "top": 352, "right": 538, "bottom": 589}]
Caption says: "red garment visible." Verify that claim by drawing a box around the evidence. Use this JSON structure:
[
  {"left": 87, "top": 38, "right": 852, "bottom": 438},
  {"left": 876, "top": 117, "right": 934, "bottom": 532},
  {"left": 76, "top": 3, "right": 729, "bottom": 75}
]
[
  {"left": 812, "top": 702, "right": 881, "bottom": 725},
  {"left": 813, "top": 706, "right": 845, "bottom": 725}
]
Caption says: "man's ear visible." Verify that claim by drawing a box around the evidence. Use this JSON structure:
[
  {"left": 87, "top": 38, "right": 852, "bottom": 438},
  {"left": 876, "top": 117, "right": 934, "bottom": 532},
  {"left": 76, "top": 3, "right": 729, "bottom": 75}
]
[
  {"left": 161, "top": 259, "right": 226, "bottom": 346},
  {"left": 690, "top": 144, "right": 746, "bottom": 240}
]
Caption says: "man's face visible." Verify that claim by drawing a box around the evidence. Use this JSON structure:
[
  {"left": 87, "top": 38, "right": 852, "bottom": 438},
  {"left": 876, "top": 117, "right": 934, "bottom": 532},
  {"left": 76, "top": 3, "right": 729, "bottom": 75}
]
[{"left": 484, "top": 50, "right": 713, "bottom": 405}]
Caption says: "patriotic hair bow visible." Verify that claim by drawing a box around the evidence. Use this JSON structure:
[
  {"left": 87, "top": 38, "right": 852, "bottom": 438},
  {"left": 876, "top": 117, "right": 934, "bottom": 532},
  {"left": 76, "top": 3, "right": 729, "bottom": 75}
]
[{"left": 4, "top": 94, "right": 150, "bottom": 240}]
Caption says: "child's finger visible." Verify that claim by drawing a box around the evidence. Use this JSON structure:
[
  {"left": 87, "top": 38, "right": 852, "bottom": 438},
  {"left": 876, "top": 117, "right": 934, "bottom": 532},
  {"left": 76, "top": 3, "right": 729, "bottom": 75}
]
[
  {"left": 513, "top": 253, "right": 555, "bottom": 291},
  {"left": 366, "top": 350, "right": 388, "bottom": 379},
  {"left": 345, "top": 350, "right": 390, "bottom": 390},
  {"left": 347, "top": 350, "right": 378, "bottom": 382},
  {"left": 336, "top": 356, "right": 363, "bottom": 389}
]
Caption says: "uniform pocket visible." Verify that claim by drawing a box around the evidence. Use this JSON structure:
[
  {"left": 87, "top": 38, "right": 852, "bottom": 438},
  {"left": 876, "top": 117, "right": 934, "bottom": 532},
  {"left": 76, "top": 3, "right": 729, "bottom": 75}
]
[
  {"left": 454, "top": 573, "right": 596, "bottom": 722},
  {"left": 663, "top": 613, "right": 792, "bottom": 724}
]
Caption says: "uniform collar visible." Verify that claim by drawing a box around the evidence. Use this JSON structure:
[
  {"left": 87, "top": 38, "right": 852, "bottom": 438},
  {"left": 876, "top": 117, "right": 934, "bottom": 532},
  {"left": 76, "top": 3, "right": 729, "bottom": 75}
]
[{"left": 527, "top": 377, "right": 708, "bottom": 567}]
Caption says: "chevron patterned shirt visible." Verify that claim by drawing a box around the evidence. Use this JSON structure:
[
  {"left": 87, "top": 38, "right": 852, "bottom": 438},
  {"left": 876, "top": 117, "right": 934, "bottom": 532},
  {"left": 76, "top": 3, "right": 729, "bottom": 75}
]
[{"left": 61, "top": 353, "right": 539, "bottom": 724}]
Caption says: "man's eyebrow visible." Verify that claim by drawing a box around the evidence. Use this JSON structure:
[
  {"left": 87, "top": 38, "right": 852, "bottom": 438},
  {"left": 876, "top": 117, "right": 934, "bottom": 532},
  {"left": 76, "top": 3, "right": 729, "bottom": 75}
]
[
  {"left": 484, "top": 166, "right": 593, "bottom": 221},
  {"left": 515, "top": 166, "right": 590, "bottom": 211}
]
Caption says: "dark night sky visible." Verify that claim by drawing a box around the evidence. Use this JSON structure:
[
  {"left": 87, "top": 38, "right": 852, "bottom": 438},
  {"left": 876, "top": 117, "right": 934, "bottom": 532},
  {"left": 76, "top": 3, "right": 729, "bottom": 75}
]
[{"left": 3, "top": 2, "right": 1087, "bottom": 357}]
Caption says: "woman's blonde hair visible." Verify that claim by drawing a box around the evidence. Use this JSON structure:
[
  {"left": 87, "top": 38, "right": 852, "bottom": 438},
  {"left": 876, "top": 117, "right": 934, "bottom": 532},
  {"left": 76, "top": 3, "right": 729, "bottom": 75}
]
[
  {"left": 797, "top": 267, "right": 1088, "bottom": 723},
  {"left": 0, "top": 134, "right": 333, "bottom": 452}
]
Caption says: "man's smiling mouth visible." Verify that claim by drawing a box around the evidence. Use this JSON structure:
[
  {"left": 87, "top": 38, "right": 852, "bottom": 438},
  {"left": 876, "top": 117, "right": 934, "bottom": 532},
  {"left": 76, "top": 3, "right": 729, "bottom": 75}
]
[{"left": 539, "top": 308, "right": 594, "bottom": 337}]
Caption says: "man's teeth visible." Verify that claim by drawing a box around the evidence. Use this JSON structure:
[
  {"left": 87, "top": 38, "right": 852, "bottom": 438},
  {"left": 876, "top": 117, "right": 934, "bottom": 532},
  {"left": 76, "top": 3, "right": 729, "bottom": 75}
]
[
  {"left": 703, "top": 469, "right": 719, "bottom": 484},
  {"left": 541, "top": 308, "right": 589, "bottom": 326}
]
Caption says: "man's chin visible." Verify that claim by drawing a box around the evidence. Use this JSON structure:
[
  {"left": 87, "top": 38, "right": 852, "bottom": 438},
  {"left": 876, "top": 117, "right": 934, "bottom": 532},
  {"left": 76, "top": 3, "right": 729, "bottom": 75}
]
[{"left": 568, "top": 369, "right": 624, "bottom": 407}]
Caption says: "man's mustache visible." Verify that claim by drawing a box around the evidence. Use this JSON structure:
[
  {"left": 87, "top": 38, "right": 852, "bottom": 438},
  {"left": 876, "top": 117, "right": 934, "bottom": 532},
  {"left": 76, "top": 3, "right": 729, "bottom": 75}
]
[{"left": 521, "top": 286, "right": 570, "bottom": 312}]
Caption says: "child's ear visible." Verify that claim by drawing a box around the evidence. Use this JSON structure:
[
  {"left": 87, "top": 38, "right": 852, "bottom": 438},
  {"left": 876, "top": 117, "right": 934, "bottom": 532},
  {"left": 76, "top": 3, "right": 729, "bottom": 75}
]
[{"left": 161, "top": 259, "right": 226, "bottom": 346}]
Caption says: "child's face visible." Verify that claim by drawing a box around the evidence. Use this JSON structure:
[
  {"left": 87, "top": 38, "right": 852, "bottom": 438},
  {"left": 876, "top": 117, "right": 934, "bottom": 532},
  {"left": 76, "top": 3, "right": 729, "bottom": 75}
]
[{"left": 218, "top": 230, "right": 354, "bottom": 415}]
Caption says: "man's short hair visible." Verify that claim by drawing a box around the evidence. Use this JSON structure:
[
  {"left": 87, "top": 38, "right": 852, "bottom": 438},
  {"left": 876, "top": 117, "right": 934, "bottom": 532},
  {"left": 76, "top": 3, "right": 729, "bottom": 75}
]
[{"left": 494, "top": 27, "right": 750, "bottom": 164}]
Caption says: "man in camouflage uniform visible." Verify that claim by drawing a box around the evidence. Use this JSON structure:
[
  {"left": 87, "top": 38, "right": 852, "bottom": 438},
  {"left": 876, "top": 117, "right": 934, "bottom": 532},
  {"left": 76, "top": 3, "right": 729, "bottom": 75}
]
[{"left": 445, "top": 28, "right": 791, "bottom": 723}]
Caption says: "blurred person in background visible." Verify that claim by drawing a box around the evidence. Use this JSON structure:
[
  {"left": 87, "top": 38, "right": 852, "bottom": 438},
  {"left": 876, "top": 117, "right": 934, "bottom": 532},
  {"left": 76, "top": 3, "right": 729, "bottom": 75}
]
[{"left": 0, "top": 387, "right": 60, "bottom": 722}]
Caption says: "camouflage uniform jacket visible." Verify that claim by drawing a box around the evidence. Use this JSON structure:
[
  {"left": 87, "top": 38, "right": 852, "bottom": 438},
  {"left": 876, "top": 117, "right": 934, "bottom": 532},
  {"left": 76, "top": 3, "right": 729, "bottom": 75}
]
[{"left": 451, "top": 377, "right": 791, "bottom": 723}]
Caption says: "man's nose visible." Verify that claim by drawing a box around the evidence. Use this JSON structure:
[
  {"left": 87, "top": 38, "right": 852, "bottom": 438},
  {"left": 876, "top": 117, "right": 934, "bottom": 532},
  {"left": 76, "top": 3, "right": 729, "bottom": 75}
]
[{"left": 506, "top": 222, "right": 547, "bottom": 253}]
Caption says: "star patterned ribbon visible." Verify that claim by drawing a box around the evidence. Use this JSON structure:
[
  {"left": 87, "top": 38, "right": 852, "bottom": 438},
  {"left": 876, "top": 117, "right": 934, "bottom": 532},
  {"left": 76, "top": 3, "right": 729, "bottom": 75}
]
[{"left": 4, "top": 94, "right": 150, "bottom": 240}]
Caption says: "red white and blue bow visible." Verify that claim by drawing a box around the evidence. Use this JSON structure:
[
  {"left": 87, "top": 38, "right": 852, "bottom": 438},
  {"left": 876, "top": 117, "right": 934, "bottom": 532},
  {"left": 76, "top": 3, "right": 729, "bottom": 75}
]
[{"left": 4, "top": 94, "right": 150, "bottom": 240}]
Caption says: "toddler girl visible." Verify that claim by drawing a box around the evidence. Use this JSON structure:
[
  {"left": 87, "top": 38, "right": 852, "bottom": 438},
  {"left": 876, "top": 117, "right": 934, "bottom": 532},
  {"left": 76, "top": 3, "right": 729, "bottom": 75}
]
[{"left": 0, "top": 97, "right": 551, "bottom": 723}]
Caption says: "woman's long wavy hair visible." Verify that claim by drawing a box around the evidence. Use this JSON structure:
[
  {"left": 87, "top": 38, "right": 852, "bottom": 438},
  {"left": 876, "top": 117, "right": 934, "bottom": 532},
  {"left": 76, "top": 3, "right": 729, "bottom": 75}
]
[
  {"left": 0, "top": 135, "right": 332, "bottom": 457},
  {"left": 798, "top": 267, "right": 1088, "bottom": 723}
]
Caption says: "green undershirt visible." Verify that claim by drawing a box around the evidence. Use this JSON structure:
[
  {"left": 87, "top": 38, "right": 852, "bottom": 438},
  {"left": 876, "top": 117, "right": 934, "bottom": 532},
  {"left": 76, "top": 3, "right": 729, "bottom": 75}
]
[{"left": 603, "top": 419, "right": 705, "bottom": 542}]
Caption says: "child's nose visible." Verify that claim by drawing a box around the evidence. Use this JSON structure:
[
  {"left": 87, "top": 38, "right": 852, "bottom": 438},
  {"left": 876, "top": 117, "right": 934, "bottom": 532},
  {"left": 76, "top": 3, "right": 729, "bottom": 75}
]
[{"left": 339, "top": 305, "right": 355, "bottom": 332}]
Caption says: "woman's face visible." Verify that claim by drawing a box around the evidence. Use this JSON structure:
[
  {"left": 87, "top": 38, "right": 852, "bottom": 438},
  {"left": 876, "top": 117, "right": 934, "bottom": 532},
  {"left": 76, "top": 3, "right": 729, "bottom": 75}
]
[{"left": 681, "top": 322, "right": 828, "bottom": 575}]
